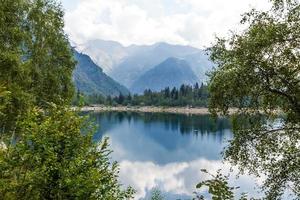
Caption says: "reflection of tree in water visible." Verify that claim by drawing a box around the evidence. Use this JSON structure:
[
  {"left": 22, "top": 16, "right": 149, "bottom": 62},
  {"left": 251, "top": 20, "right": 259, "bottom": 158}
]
[
  {"left": 89, "top": 111, "right": 231, "bottom": 136},
  {"left": 88, "top": 111, "right": 234, "bottom": 158},
  {"left": 134, "top": 112, "right": 231, "bottom": 135}
]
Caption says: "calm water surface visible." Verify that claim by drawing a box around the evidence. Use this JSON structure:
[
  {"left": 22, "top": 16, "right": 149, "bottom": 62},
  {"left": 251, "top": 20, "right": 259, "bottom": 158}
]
[{"left": 89, "top": 112, "right": 261, "bottom": 200}]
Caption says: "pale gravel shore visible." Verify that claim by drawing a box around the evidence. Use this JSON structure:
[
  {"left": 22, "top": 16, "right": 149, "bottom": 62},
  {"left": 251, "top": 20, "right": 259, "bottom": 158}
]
[{"left": 76, "top": 105, "right": 238, "bottom": 115}]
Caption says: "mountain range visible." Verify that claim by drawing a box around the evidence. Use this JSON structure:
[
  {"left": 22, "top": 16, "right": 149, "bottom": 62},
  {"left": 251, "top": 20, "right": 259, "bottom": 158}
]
[
  {"left": 73, "top": 50, "right": 129, "bottom": 96},
  {"left": 130, "top": 57, "right": 199, "bottom": 94},
  {"left": 73, "top": 40, "right": 214, "bottom": 94}
]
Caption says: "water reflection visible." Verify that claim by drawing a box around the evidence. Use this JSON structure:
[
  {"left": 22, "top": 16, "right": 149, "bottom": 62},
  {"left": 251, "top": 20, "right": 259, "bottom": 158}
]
[
  {"left": 92, "top": 112, "right": 231, "bottom": 139},
  {"left": 88, "top": 112, "right": 259, "bottom": 199}
]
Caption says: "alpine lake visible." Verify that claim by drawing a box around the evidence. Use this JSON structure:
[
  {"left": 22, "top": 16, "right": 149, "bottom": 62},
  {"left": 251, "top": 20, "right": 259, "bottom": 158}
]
[{"left": 86, "top": 111, "right": 263, "bottom": 200}]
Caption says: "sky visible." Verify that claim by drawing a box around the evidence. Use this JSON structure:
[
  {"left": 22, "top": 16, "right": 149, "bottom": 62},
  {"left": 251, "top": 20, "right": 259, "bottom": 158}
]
[{"left": 61, "top": 0, "right": 271, "bottom": 49}]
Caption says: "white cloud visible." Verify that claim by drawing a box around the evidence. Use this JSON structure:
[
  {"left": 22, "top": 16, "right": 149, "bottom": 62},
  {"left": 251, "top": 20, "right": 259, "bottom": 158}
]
[{"left": 62, "top": 0, "right": 271, "bottom": 48}]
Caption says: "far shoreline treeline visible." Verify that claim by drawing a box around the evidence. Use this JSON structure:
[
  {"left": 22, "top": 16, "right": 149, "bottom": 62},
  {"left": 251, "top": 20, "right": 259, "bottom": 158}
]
[{"left": 74, "top": 82, "right": 209, "bottom": 107}]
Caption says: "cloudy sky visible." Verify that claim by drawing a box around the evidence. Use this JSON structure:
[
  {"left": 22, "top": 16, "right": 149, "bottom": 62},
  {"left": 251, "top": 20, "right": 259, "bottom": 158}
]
[{"left": 61, "top": 0, "right": 271, "bottom": 48}]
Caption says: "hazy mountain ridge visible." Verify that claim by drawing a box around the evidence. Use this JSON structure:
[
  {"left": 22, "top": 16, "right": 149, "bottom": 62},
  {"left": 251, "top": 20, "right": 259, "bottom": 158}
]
[
  {"left": 78, "top": 40, "right": 214, "bottom": 89},
  {"left": 110, "top": 42, "right": 202, "bottom": 87},
  {"left": 73, "top": 49, "right": 129, "bottom": 97},
  {"left": 130, "top": 57, "right": 199, "bottom": 94}
]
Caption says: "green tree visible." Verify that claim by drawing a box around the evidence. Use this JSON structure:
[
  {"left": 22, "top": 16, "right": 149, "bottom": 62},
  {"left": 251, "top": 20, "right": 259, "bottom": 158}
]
[
  {"left": 0, "top": 0, "right": 135, "bottom": 199},
  {"left": 150, "top": 188, "right": 164, "bottom": 200},
  {"left": 0, "top": 0, "right": 75, "bottom": 131},
  {"left": 164, "top": 87, "right": 170, "bottom": 98},
  {"left": 0, "top": 106, "right": 134, "bottom": 199},
  {"left": 106, "top": 95, "right": 113, "bottom": 105},
  {"left": 195, "top": 170, "right": 248, "bottom": 200},
  {"left": 0, "top": 86, "right": 10, "bottom": 116},
  {"left": 0, "top": 0, "right": 32, "bottom": 129},
  {"left": 208, "top": 0, "right": 300, "bottom": 198}
]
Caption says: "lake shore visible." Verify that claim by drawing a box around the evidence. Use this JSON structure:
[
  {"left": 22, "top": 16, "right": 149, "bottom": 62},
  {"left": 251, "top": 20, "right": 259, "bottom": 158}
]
[{"left": 77, "top": 105, "right": 237, "bottom": 115}]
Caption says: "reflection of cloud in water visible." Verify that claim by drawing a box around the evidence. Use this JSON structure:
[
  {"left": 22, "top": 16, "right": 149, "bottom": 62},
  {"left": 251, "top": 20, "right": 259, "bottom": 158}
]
[
  {"left": 119, "top": 159, "right": 264, "bottom": 200},
  {"left": 90, "top": 112, "right": 266, "bottom": 199},
  {"left": 90, "top": 112, "right": 293, "bottom": 200}
]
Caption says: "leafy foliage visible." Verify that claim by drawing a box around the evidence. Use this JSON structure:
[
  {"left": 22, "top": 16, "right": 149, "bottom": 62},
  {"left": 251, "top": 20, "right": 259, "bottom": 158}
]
[
  {"left": 208, "top": 0, "right": 300, "bottom": 198},
  {"left": 0, "top": 0, "right": 135, "bottom": 199},
  {"left": 195, "top": 170, "right": 241, "bottom": 200},
  {"left": 0, "top": 0, "right": 75, "bottom": 130},
  {"left": 0, "top": 106, "right": 134, "bottom": 199},
  {"left": 0, "top": 85, "right": 10, "bottom": 116},
  {"left": 150, "top": 188, "right": 165, "bottom": 200}
]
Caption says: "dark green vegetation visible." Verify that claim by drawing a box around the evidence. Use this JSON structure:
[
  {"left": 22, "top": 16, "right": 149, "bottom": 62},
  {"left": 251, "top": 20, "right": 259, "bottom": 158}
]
[
  {"left": 75, "top": 83, "right": 209, "bottom": 107},
  {"left": 0, "top": 107, "right": 134, "bottom": 199},
  {"left": 150, "top": 188, "right": 164, "bottom": 200},
  {"left": 73, "top": 49, "right": 129, "bottom": 97},
  {"left": 195, "top": 170, "right": 248, "bottom": 200},
  {"left": 197, "top": 0, "right": 300, "bottom": 199},
  {"left": 0, "top": 0, "right": 75, "bottom": 130},
  {"left": 0, "top": 0, "right": 133, "bottom": 199}
]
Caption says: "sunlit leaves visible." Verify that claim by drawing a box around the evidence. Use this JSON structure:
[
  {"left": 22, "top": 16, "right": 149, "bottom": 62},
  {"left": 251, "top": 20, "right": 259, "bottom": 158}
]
[
  {"left": 208, "top": 0, "right": 300, "bottom": 198},
  {"left": 0, "top": 0, "right": 75, "bottom": 131},
  {"left": 0, "top": 106, "right": 135, "bottom": 199},
  {"left": 0, "top": 0, "right": 135, "bottom": 199},
  {"left": 195, "top": 170, "right": 245, "bottom": 200}
]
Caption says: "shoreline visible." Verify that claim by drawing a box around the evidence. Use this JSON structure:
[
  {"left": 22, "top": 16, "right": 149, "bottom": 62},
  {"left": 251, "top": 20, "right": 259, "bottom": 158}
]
[{"left": 77, "top": 105, "right": 237, "bottom": 115}]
